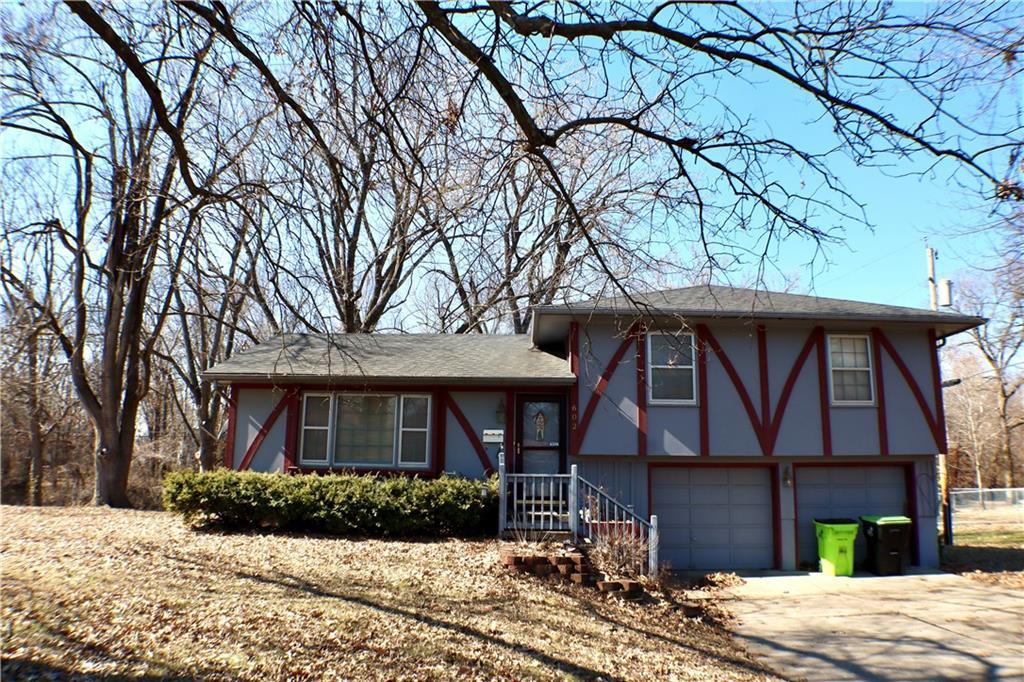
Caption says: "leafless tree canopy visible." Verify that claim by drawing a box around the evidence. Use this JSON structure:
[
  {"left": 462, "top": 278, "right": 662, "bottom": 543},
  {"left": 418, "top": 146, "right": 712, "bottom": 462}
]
[{"left": 1, "top": 1, "right": 1021, "bottom": 504}]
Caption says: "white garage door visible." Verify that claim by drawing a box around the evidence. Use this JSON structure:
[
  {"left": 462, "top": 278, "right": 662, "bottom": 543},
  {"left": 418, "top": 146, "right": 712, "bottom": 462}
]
[
  {"left": 795, "top": 466, "right": 908, "bottom": 567},
  {"left": 651, "top": 467, "right": 774, "bottom": 570}
]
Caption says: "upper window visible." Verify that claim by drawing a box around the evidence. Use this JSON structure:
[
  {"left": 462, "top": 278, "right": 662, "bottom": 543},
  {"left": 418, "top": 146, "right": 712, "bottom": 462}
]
[
  {"left": 828, "top": 334, "right": 874, "bottom": 404},
  {"left": 647, "top": 332, "right": 697, "bottom": 404},
  {"left": 299, "top": 392, "right": 432, "bottom": 469}
]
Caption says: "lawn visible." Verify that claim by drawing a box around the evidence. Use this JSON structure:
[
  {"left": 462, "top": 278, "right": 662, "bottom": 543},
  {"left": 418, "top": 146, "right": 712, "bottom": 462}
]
[
  {"left": 1, "top": 506, "right": 777, "bottom": 681},
  {"left": 942, "top": 505, "right": 1024, "bottom": 589}
]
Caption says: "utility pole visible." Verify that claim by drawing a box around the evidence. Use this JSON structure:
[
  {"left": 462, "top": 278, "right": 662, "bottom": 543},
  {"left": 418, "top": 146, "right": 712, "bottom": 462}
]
[{"left": 926, "top": 246, "right": 938, "bottom": 311}]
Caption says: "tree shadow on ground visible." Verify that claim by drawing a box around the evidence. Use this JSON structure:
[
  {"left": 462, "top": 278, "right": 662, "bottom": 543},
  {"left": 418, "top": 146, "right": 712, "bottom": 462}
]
[
  {"left": 942, "top": 545, "right": 1024, "bottom": 572},
  {"left": 237, "top": 567, "right": 613, "bottom": 679}
]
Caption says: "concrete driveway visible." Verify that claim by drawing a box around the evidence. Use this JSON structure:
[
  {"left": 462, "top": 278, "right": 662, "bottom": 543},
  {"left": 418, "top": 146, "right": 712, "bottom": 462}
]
[{"left": 725, "top": 571, "right": 1024, "bottom": 681}]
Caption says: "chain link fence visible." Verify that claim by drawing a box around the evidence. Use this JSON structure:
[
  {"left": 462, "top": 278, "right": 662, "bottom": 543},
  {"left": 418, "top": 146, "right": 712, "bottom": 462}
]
[{"left": 948, "top": 488, "right": 1024, "bottom": 546}]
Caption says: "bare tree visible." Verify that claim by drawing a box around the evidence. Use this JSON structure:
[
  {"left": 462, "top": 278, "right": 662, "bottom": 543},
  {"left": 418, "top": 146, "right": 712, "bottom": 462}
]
[
  {"left": 944, "top": 350, "right": 1009, "bottom": 490},
  {"left": 0, "top": 8, "right": 240, "bottom": 505},
  {"left": 955, "top": 272, "right": 1024, "bottom": 487}
]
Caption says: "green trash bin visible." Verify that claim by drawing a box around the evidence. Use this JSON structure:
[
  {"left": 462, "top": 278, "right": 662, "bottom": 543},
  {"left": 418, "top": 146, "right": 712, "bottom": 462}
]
[
  {"left": 860, "top": 515, "right": 912, "bottom": 576},
  {"left": 813, "top": 518, "right": 859, "bottom": 576}
]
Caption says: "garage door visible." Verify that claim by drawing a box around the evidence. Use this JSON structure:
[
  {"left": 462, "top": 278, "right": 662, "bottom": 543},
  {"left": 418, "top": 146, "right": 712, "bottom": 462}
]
[
  {"left": 651, "top": 467, "right": 774, "bottom": 570},
  {"left": 795, "top": 466, "right": 908, "bottom": 567}
]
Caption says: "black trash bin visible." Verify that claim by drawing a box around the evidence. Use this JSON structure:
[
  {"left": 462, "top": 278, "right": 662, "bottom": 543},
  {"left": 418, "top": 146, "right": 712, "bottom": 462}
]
[{"left": 860, "top": 515, "right": 912, "bottom": 575}]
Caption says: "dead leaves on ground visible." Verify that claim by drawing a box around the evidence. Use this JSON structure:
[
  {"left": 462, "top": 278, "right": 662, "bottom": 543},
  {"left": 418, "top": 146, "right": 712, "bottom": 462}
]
[{"left": 1, "top": 506, "right": 778, "bottom": 681}]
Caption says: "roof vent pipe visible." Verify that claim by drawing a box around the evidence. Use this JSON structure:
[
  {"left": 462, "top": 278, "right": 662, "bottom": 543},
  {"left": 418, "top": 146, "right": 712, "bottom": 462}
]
[{"left": 939, "top": 279, "right": 954, "bottom": 307}]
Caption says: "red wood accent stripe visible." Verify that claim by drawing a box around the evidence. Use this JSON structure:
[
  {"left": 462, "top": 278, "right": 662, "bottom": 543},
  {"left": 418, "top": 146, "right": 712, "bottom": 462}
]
[
  {"left": 282, "top": 390, "right": 300, "bottom": 471},
  {"left": 904, "top": 462, "right": 921, "bottom": 564},
  {"left": 697, "top": 329, "right": 710, "bottom": 456},
  {"left": 446, "top": 393, "right": 494, "bottom": 476},
  {"left": 757, "top": 325, "right": 770, "bottom": 428},
  {"left": 223, "top": 385, "right": 238, "bottom": 469},
  {"left": 505, "top": 390, "right": 515, "bottom": 472},
  {"left": 697, "top": 324, "right": 770, "bottom": 454},
  {"left": 568, "top": 322, "right": 579, "bottom": 454},
  {"left": 764, "top": 328, "right": 820, "bottom": 455},
  {"left": 927, "top": 328, "right": 948, "bottom": 453},
  {"left": 876, "top": 330, "right": 944, "bottom": 451},
  {"left": 574, "top": 322, "right": 641, "bottom": 455},
  {"left": 870, "top": 329, "right": 890, "bottom": 455},
  {"left": 770, "top": 464, "right": 782, "bottom": 570},
  {"left": 814, "top": 327, "right": 833, "bottom": 456},
  {"left": 224, "top": 382, "right": 567, "bottom": 394},
  {"left": 432, "top": 389, "right": 447, "bottom": 476},
  {"left": 636, "top": 329, "right": 648, "bottom": 457},
  {"left": 239, "top": 389, "right": 295, "bottom": 471}
]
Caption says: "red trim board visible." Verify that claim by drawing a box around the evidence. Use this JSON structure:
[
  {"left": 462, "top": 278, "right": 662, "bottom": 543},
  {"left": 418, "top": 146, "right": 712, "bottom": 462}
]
[
  {"left": 697, "top": 331, "right": 709, "bottom": 456},
  {"left": 757, "top": 325, "right": 770, "bottom": 427},
  {"left": 568, "top": 322, "right": 579, "bottom": 451},
  {"left": 432, "top": 388, "right": 447, "bottom": 476},
  {"left": 815, "top": 327, "right": 833, "bottom": 456},
  {"left": 870, "top": 328, "right": 890, "bottom": 455},
  {"left": 927, "top": 328, "right": 948, "bottom": 453},
  {"left": 226, "top": 381, "right": 567, "bottom": 394},
  {"left": 636, "top": 329, "right": 648, "bottom": 457},
  {"left": 282, "top": 390, "right": 300, "bottom": 470},
  {"left": 223, "top": 385, "right": 238, "bottom": 469}
]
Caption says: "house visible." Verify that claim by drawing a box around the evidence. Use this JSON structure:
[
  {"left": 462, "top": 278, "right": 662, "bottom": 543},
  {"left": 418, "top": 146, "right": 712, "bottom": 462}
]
[{"left": 203, "top": 285, "right": 984, "bottom": 571}]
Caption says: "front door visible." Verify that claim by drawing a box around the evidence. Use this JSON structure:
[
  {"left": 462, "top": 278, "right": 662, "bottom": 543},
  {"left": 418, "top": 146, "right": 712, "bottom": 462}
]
[{"left": 516, "top": 396, "right": 565, "bottom": 474}]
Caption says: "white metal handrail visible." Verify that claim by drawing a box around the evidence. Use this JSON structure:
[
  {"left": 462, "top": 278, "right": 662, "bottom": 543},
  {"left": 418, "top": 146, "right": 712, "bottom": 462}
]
[{"left": 497, "top": 453, "right": 659, "bottom": 577}]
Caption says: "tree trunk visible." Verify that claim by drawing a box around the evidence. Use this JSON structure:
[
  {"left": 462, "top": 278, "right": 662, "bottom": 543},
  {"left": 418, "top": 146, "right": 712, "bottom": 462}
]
[
  {"left": 997, "top": 391, "right": 1017, "bottom": 488},
  {"left": 27, "top": 331, "right": 43, "bottom": 506},
  {"left": 197, "top": 421, "right": 218, "bottom": 472},
  {"left": 973, "top": 453, "right": 985, "bottom": 510},
  {"left": 92, "top": 432, "right": 133, "bottom": 507}
]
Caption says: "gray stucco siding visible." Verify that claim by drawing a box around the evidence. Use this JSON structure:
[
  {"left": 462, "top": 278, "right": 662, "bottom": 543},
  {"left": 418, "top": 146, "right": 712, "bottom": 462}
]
[
  {"left": 771, "top": 360, "right": 825, "bottom": 456},
  {"left": 878, "top": 330, "right": 940, "bottom": 455},
  {"left": 577, "top": 321, "right": 639, "bottom": 456},
  {"left": 829, "top": 407, "right": 882, "bottom": 456},
  {"left": 703, "top": 326, "right": 763, "bottom": 455},
  {"left": 574, "top": 319, "right": 943, "bottom": 460},
  {"left": 444, "top": 391, "right": 505, "bottom": 477},
  {"left": 765, "top": 326, "right": 825, "bottom": 457},
  {"left": 233, "top": 387, "right": 288, "bottom": 472},
  {"left": 646, "top": 407, "right": 700, "bottom": 456}
]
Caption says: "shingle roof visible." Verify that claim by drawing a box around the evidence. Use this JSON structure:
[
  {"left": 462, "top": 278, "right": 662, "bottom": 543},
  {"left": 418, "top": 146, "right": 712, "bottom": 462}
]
[
  {"left": 534, "top": 285, "right": 984, "bottom": 334},
  {"left": 203, "top": 333, "right": 574, "bottom": 385}
]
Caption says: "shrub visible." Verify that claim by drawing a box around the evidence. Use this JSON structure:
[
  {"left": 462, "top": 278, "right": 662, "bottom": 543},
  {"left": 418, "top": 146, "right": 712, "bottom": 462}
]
[{"left": 163, "top": 470, "right": 498, "bottom": 537}]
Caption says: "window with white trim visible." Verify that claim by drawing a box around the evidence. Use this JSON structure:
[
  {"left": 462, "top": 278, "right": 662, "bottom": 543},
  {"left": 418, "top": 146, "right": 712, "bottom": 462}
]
[
  {"left": 299, "top": 394, "right": 332, "bottom": 463},
  {"left": 398, "top": 395, "right": 430, "bottom": 466},
  {"left": 827, "top": 334, "right": 874, "bottom": 404},
  {"left": 647, "top": 332, "right": 697, "bottom": 404},
  {"left": 298, "top": 392, "right": 432, "bottom": 469}
]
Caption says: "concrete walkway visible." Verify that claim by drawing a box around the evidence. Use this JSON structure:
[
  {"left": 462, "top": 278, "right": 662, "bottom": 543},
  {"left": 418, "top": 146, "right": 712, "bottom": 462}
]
[{"left": 726, "top": 570, "right": 1024, "bottom": 681}]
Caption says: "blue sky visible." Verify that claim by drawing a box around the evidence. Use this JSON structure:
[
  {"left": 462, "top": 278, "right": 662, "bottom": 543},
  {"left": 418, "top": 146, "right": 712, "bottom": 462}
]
[{"left": 641, "top": 3, "right": 1021, "bottom": 311}]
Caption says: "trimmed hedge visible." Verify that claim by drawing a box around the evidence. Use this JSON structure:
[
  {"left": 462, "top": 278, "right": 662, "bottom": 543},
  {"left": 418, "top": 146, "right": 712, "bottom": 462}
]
[{"left": 163, "top": 470, "right": 498, "bottom": 537}]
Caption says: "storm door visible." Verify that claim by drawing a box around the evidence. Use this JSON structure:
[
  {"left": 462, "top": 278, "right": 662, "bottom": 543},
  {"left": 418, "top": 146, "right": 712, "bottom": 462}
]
[{"left": 515, "top": 396, "right": 565, "bottom": 474}]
